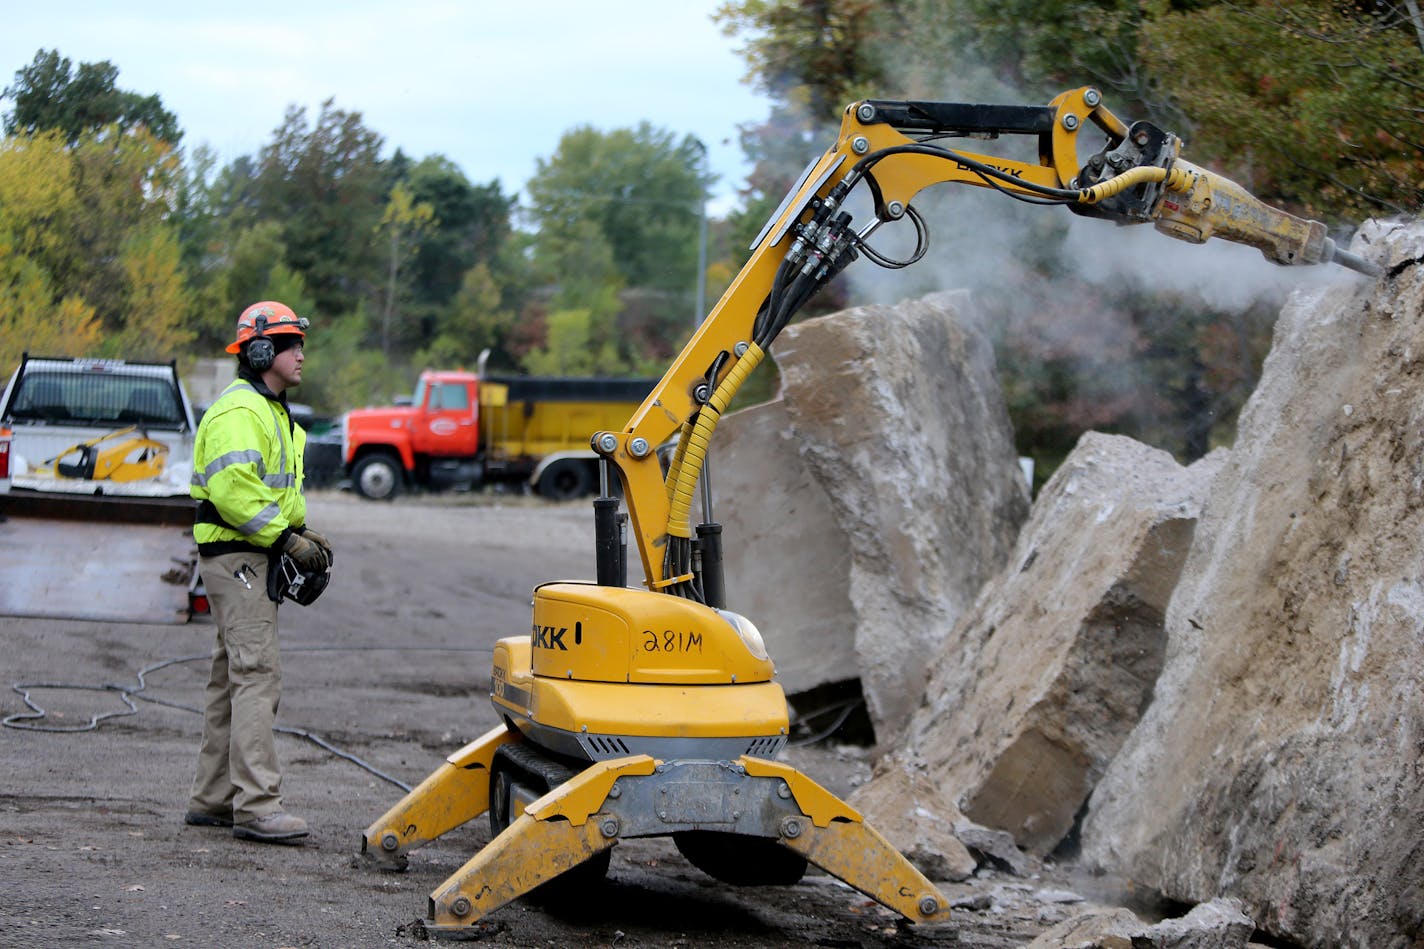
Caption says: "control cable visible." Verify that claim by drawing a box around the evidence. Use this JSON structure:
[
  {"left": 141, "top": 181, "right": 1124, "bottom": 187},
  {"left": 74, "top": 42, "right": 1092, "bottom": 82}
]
[{"left": 4, "top": 644, "right": 495, "bottom": 793}]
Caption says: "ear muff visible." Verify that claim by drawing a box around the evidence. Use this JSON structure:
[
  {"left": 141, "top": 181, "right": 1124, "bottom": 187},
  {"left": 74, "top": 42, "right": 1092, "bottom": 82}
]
[
  {"left": 245, "top": 314, "right": 275, "bottom": 370},
  {"left": 246, "top": 337, "right": 275, "bottom": 370}
]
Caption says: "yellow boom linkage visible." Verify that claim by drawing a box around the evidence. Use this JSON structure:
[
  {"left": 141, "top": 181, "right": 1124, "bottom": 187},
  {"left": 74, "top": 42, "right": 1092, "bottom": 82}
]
[{"left": 361, "top": 87, "right": 1375, "bottom": 933}]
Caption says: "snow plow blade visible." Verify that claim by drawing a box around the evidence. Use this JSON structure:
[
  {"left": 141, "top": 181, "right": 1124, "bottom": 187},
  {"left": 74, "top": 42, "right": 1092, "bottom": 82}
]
[
  {"left": 0, "top": 491, "right": 200, "bottom": 624},
  {"left": 413, "top": 752, "right": 948, "bottom": 931}
]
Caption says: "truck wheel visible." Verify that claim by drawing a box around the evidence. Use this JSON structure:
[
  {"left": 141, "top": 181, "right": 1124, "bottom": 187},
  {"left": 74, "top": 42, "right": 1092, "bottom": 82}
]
[
  {"left": 352, "top": 454, "right": 401, "bottom": 500},
  {"left": 537, "top": 460, "right": 591, "bottom": 501}
]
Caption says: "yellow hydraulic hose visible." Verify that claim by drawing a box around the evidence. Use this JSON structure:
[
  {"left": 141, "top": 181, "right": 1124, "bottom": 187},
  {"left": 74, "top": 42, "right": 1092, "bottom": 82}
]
[
  {"left": 665, "top": 342, "right": 766, "bottom": 539},
  {"left": 1076, "top": 164, "right": 1196, "bottom": 204},
  {"left": 664, "top": 420, "right": 695, "bottom": 505}
]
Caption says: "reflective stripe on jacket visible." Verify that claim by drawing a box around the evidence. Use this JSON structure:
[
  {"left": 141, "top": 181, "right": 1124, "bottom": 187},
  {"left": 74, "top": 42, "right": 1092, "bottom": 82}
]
[{"left": 191, "top": 379, "right": 307, "bottom": 554}]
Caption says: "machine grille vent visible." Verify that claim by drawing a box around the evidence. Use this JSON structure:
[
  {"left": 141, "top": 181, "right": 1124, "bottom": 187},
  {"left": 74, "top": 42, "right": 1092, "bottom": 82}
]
[
  {"left": 745, "top": 736, "right": 786, "bottom": 757},
  {"left": 585, "top": 735, "right": 631, "bottom": 756}
]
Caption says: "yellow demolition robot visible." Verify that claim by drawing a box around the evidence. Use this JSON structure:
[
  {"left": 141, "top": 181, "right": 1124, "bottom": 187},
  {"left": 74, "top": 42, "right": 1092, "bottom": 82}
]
[{"left": 360, "top": 86, "right": 1376, "bottom": 932}]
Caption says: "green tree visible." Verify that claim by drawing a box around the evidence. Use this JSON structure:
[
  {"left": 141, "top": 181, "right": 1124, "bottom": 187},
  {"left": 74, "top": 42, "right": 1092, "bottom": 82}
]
[
  {"left": 527, "top": 216, "right": 631, "bottom": 372},
  {"left": 0, "top": 131, "right": 101, "bottom": 365},
  {"left": 0, "top": 124, "right": 190, "bottom": 361},
  {"left": 526, "top": 121, "right": 709, "bottom": 336},
  {"left": 2, "top": 48, "right": 180, "bottom": 145},
  {"left": 296, "top": 305, "right": 392, "bottom": 410},
  {"left": 370, "top": 158, "right": 522, "bottom": 370},
  {"left": 925, "top": 0, "right": 1177, "bottom": 112},
  {"left": 67, "top": 128, "right": 188, "bottom": 340},
  {"left": 1141, "top": 0, "right": 1424, "bottom": 220},
  {"left": 252, "top": 99, "right": 388, "bottom": 317},
  {"left": 200, "top": 221, "right": 288, "bottom": 347},
  {"left": 109, "top": 226, "right": 194, "bottom": 359},
  {"left": 260, "top": 263, "right": 315, "bottom": 317},
  {"left": 417, "top": 262, "right": 515, "bottom": 369},
  {"left": 715, "top": 0, "right": 890, "bottom": 116},
  {"left": 0, "top": 129, "right": 81, "bottom": 281},
  {"left": 404, "top": 158, "right": 516, "bottom": 311},
  {"left": 0, "top": 256, "right": 102, "bottom": 367},
  {"left": 375, "top": 181, "right": 436, "bottom": 356},
  {"left": 170, "top": 144, "right": 234, "bottom": 352},
  {"left": 521, "top": 308, "right": 625, "bottom": 376}
]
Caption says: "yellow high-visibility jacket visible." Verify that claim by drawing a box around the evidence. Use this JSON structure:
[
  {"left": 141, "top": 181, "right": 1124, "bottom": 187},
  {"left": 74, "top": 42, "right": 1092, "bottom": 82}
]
[{"left": 191, "top": 377, "right": 307, "bottom": 556}]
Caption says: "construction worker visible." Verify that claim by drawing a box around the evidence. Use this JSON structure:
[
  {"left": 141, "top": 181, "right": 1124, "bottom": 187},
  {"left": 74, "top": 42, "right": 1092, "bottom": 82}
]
[{"left": 184, "top": 300, "right": 332, "bottom": 844}]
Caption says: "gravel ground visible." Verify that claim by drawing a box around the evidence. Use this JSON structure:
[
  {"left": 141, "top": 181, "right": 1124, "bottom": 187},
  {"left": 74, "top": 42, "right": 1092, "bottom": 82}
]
[{"left": 1, "top": 491, "right": 1133, "bottom": 948}]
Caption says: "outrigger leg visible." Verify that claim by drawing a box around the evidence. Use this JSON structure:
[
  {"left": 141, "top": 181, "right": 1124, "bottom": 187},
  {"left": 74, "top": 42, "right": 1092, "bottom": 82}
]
[
  {"left": 360, "top": 724, "right": 515, "bottom": 870},
  {"left": 418, "top": 753, "right": 949, "bottom": 932}
]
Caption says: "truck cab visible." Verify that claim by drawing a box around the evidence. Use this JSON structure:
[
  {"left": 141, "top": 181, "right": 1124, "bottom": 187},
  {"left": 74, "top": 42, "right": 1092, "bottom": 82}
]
[
  {"left": 409, "top": 371, "right": 481, "bottom": 459},
  {"left": 341, "top": 370, "right": 483, "bottom": 500}
]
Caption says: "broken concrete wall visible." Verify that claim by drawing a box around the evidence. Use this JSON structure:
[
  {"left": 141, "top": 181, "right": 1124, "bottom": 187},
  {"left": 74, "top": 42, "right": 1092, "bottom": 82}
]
[
  {"left": 716, "top": 290, "right": 1030, "bottom": 744},
  {"left": 716, "top": 397, "right": 858, "bottom": 696},
  {"left": 1081, "top": 219, "right": 1424, "bottom": 949},
  {"left": 714, "top": 216, "right": 1423, "bottom": 947},
  {"left": 898, "top": 432, "right": 1222, "bottom": 855}
]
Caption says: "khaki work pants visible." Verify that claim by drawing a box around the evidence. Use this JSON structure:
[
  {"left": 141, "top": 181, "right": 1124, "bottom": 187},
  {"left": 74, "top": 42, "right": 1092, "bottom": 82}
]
[{"left": 188, "top": 550, "right": 285, "bottom": 822}]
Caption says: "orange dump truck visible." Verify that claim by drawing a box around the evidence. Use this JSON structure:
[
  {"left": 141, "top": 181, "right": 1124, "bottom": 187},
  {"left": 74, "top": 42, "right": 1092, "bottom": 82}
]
[{"left": 340, "top": 368, "right": 656, "bottom": 501}]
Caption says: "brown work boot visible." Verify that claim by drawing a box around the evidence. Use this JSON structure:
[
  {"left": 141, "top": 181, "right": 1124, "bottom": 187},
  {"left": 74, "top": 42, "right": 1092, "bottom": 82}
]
[{"left": 233, "top": 812, "right": 309, "bottom": 844}]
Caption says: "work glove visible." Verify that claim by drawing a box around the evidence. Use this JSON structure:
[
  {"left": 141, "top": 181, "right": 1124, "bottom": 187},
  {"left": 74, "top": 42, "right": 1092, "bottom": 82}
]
[
  {"left": 298, "top": 526, "right": 334, "bottom": 566},
  {"left": 282, "top": 530, "right": 330, "bottom": 573}
]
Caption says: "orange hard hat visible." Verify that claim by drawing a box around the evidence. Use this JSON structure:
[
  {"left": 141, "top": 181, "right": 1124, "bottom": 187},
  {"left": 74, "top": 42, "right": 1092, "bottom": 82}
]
[{"left": 225, "top": 301, "right": 309, "bottom": 354}]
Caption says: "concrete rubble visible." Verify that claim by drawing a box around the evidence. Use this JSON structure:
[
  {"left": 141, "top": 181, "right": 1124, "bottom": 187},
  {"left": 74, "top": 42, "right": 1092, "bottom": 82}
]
[
  {"left": 715, "top": 397, "right": 858, "bottom": 698},
  {"left": 717, "top": 216, "right": 1424, "bottom": 949},
  {"left": 1025, "top": 898, "right": 1256, "bottom": 949},
  {"left": 845, "top": 754, "right": 978, "bottom": 882},
  {"left": 717, "top": 289, "right": 1030, "bottom": 744},
  {"left": 904, "top": 432, "right": 1224, "bottom": 855},
  {"left": 1080, "top": 220, "right": 1424, "bottom": 947}
]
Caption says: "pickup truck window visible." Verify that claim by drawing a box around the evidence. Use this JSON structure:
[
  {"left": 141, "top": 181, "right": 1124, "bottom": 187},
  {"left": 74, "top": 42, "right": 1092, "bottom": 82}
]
[{"left": 6, "top": 370, "right": 185, "bottom": 428}]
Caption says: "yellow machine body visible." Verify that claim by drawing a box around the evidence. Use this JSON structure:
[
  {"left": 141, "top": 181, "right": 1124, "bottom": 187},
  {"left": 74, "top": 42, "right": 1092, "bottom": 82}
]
[
  {"left": 489, "top": 583, "right": 790, "bottom": 761},
  {"left": 360, "top": 85, "right": 1366, "bottom": 936},
  {"left": 362, "top": 578, "right": 950, "bottom": 929},
  {"left": 526, "top": 582, "right": 774, "bottom": 685}
]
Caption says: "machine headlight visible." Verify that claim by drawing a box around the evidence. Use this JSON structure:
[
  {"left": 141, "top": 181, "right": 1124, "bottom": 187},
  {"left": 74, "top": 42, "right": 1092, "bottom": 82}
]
[{"left": 717, "top": 609, "right": 768, "bottom": 661}]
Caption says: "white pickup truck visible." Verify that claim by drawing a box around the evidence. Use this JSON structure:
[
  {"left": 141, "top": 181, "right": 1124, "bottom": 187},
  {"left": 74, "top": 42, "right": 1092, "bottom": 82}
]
[{"left": 0, "top": 354, "right": 207, "bottom": 624}]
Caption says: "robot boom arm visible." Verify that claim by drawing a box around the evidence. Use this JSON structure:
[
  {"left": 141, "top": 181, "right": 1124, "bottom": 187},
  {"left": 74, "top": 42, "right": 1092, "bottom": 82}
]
[{"left": 590, "top": 86, "right": 1376, "bottom": 597}]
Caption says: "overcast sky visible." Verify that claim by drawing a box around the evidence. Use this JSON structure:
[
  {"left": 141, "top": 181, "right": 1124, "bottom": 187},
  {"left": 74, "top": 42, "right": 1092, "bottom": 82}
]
[{"left": 0, "top": 2, "right": 772, "bottom": 213}]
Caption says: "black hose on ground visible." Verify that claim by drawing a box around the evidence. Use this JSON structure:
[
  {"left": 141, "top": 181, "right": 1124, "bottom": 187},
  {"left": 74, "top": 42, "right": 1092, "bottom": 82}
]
[{"left": 5, "top": 644, "right": 492, "bottom": 793}]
